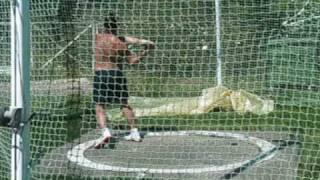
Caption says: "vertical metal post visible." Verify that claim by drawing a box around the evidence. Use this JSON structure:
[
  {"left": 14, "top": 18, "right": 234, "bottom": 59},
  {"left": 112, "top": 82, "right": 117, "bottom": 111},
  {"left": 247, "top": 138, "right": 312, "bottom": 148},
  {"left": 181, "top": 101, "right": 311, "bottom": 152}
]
[
  {"left": 10, "top": 0, "right": 31, "bottom": 180},
  {"left": 215, "top": 0, "right": 222, "bottom": 86}
]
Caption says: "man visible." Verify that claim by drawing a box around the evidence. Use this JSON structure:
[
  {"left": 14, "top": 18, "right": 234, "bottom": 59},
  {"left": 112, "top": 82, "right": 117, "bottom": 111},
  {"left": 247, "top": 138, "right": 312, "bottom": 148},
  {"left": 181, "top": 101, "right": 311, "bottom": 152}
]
[{"left": 93, "top": 14, "right": 155, "bottom": 149}]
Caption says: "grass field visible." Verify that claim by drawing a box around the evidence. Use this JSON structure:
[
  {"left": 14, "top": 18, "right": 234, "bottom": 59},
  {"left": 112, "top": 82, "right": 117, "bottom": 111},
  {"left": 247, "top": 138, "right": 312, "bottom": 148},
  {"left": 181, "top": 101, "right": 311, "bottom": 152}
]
[
  {"left": 56, "top": 105, "right": 320, "bottom": 180},
  {"left": 35, "top": 76, "right": 317, "bottom": 180},
  {"left": 1, "top": 0, "right": 320, "bottom": 179},
  {"left": 14, "top": 72, "right": 316, "bottom": 179}
]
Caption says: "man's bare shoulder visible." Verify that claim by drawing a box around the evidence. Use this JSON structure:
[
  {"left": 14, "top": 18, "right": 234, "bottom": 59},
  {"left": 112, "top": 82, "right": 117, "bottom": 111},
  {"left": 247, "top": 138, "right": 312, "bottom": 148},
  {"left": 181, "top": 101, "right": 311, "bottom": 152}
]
[
  {"left": 95, "top": 33, "right": 127, "bottom": 52},
  {"left": 96, "top": 33, "right": 115, "bottom": 41}
]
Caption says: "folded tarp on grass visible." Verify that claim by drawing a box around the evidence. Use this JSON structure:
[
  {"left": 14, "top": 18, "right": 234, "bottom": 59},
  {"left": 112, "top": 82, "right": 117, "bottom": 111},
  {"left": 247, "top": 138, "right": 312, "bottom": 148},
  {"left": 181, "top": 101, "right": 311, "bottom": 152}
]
[{"left": 112, "top": 86, "right": 274, "bottom": 118}]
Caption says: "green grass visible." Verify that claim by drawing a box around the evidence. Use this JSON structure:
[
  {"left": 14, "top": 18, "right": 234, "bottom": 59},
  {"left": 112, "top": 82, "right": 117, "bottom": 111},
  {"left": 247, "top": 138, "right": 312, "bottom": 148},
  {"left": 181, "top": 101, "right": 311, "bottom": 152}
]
[
  {"left": 121, "top": 105, "right": 320, "bottom": 180},
  {"left": 1, "top": 0, "right": 319, "bottom": 179},
  {"left": 58, "top": 102, "right": 320, "bottom": 180},
  {"left": 26, "top": 77, "right": 320, "bottom": 179}
]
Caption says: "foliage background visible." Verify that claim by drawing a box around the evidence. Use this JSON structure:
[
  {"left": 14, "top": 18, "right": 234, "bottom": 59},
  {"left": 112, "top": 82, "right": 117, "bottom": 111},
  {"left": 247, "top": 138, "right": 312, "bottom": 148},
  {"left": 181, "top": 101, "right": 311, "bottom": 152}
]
[{"left": 0, "top": 0, "right": 319, "bottom": 179}]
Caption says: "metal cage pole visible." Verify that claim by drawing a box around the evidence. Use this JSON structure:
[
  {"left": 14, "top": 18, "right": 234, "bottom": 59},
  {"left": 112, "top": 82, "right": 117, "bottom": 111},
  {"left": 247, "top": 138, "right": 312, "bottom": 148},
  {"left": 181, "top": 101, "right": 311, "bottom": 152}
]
[
  {"left": 10, "top": 0, "right": 31, "bottom": 180},
  {"left": 215, "top": 0, "right": 222, "bottom": 86}
]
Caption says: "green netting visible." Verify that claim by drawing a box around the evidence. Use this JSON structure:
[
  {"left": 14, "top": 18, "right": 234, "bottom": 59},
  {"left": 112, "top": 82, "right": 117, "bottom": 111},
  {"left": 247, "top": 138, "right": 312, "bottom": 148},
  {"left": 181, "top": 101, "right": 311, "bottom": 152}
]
[
  {"left": 267, "top": 38, "right": 318, "bottom": 87},
  {"left": 0, "top": 1, "right": 11, "bottom": 180},
  {"left": 0, "top": 127, "right": 10, "bottom": 180},
  {"left": 266, "top": 37, "right": 320, "bottom": 107},
  {"left": 0, "top": 0, "right": 320, "bottom": 180}
]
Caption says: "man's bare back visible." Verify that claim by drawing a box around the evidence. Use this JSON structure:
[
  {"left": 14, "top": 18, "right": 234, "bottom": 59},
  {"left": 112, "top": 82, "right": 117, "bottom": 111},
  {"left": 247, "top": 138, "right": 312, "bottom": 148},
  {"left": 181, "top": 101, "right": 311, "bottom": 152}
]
[
  {"left": 95, "top": 33, "right": 154, "bottom": 71},
  {"left": 95, "top": 33, "right": 127, "bottom": 70}
]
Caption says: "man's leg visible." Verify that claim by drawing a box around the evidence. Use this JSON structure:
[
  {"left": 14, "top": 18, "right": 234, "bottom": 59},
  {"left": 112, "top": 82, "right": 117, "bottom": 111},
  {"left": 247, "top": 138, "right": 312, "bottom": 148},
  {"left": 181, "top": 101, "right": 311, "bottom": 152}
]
[
  {"left": 93, "top": 70, "right": 112, "bottom": 149},
  {"left": 122, "top": 104, "right": 141, "bottom": 142},
  {"left": 121, "top": 104, "right": 136, "bottom": 129},
  {"left": 95, "top": 104, "right": 111, "bottom": 149},
  {"left": 96, "top": 104, "right": 107, "bottom": 128}
]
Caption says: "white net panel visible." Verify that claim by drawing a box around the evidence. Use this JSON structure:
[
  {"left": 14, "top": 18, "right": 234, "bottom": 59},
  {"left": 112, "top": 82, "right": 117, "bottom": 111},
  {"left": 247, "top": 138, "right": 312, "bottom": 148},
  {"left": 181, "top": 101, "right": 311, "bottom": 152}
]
[
  {"left": 0, "top": 1, "right": 11, "bottom": 180},
  {"left": 0, "top": 0, "right": 319, "bottom": 180}
]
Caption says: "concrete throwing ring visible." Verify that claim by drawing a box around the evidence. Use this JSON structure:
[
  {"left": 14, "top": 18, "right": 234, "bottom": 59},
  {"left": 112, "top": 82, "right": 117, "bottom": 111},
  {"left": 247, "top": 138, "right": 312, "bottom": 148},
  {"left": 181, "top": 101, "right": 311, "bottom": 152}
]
[{"left": 67, "top": 131, "right": 276, "bottom": 174}]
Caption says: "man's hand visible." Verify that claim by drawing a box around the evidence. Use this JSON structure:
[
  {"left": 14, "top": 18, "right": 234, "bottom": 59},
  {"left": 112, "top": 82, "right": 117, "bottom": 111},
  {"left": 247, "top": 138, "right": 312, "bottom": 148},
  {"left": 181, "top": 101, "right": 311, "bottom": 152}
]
[
  {"left": 124, "top": 36, "right": 155, "bottom": 49},
  {"left": 142, "top": 41, "right": 155, "bottom": 50}
]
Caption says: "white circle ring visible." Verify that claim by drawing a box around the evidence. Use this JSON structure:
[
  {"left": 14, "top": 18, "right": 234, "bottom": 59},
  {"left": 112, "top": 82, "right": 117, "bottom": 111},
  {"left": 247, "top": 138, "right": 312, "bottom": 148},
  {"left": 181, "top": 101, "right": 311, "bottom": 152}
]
[{"left": 67, "top": 131, "right": 277, "bottom": 174}]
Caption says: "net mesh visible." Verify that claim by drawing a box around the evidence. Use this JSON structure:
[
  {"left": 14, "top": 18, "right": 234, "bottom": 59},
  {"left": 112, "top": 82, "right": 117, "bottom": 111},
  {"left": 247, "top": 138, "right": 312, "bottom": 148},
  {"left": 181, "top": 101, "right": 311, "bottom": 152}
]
[
  {"left": 0, "top": 1, "right": 11, "bottom": 180},
  {"left": 0, "top": 0, "right": 319, "bottom": 180}
]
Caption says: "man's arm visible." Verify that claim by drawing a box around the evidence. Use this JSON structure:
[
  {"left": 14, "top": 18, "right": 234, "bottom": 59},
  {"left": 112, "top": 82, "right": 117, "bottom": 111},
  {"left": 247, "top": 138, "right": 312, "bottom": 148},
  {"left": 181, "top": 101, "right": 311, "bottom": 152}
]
[
  {"left": 123, "top": 36, "right": 155, "bottom": 47},
  {"left": 116, "top": 36, "right": 154, "bottom": 64},
  {"left": 126, "top": 49, "right": 149, "bottom": 64},
  {"left": 115, "top": 40, "right": 145, "bottom": 64}
]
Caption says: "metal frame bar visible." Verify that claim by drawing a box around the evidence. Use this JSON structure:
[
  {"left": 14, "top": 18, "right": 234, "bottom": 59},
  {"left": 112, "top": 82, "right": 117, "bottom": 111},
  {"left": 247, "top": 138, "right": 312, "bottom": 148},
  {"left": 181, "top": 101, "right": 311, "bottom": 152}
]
[
  {"left": 215, "top": 0, "right": 222, "bottom": 86},
  {"left": 10, "top": 0, "right": 31, "bottom": 180}
]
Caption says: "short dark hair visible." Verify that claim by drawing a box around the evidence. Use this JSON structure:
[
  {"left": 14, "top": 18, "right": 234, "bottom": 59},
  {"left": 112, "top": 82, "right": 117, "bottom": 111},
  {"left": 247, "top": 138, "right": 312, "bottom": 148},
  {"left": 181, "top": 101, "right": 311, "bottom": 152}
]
[{"left": 104, "top": 13, "right": 117, "bottom": 35}]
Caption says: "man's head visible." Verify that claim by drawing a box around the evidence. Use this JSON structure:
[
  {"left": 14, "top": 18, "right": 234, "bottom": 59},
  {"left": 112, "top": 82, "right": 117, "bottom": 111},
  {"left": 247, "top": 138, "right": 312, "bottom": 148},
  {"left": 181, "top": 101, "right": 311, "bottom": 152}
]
[{"left": 104, "top": 13, "right": 118, "bottom": 35}]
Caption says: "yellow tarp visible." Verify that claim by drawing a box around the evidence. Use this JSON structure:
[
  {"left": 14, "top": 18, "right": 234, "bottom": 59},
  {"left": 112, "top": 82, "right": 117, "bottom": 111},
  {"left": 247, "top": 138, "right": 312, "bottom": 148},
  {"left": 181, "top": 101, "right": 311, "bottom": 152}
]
[
  {"left": 74, "top": 78, "right": 273, "bottom": 117},
  {"left": 129, "top": 86, "right": 274, "bottom": 117}
]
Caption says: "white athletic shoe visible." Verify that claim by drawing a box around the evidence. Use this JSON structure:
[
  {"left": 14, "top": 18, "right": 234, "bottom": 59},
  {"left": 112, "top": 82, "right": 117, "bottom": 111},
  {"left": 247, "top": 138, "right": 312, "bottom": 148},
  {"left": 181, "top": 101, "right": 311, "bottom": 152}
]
[
  {"left": 94, "top": 128, "right": 111, "bottom": 149},
  {"left": 124, "top": 128, "right": 141, "bottom": 142}
]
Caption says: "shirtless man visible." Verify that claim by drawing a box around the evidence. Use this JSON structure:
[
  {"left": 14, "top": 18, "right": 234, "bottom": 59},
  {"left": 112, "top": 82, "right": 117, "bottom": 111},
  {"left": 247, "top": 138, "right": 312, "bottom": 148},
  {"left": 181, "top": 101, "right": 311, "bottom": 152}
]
[{"left": 93, "top": 14, "right": 155, "bottom": 149}]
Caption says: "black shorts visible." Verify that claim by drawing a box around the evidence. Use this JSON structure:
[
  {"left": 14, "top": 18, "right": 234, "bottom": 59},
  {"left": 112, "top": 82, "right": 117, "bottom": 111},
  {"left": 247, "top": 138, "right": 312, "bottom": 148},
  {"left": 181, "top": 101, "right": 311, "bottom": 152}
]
[{"left": 93, "top": 70, "right": 129, "bottom": 105}]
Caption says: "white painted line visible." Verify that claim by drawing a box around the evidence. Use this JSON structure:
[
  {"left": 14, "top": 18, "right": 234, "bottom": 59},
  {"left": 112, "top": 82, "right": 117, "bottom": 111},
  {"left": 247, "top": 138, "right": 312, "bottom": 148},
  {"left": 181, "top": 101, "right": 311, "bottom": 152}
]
[{"left": 67, "top": 131, "right": 277, "bottom": 174}]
